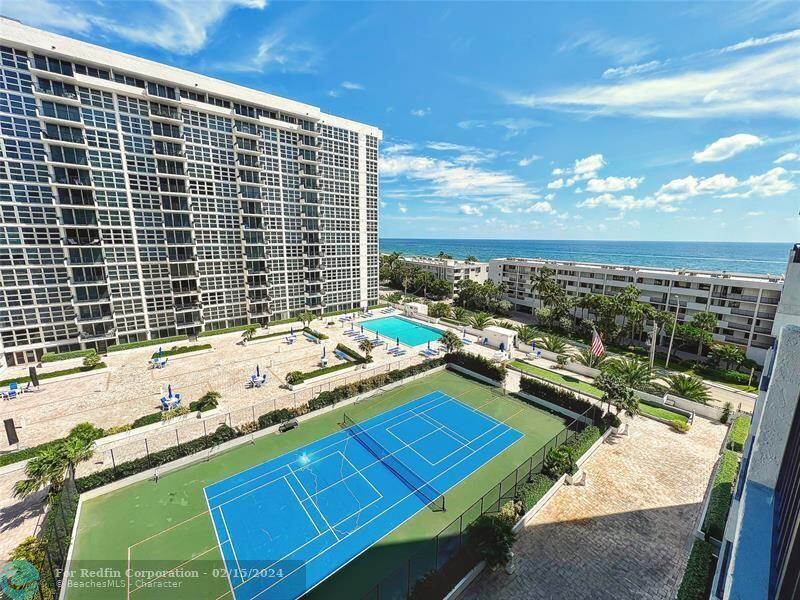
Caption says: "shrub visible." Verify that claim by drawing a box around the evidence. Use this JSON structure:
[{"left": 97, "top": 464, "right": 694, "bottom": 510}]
[
  {"left": 286, "top": 361, "right": 355, "bottom": 385},
  {"left": 0, "top": 362, "right": 107, "bottom": 388},
  {"left": 465, "top": 514, "right": 516, "bottom": 569},
  {"left": 563, "top": 426, "right": 600, "bottom": 459},
  {"left": 41, "top": 349, "right": 96, "bottom": 363},
  {"left": 335, "top": 343, "right": 370, "bottom": 364},
  {"left": 151, "top": 344, "right": 212, "bottom": 359},
  {"left": 303, "top": 327, "right": 328, "bottom": 340},
  {"left": 104, "top": 424, "right": 132, "bottom": 436},
  {"left": 235, "top": 421, "right": 259, "bottom": 435},
  {"left": 672, "top": 420, "right": 690, "bottom": 433},
  {"left": 696, "top": 365, "right": 754, "bottom": 386},
  {"left": 161, "top": 406, "right": 190, "bottom": 421},
  {"left": 257, "top": 408, "right": 301, "bottom": 429},
  {"left": 727, "top": 415, "right": 751, "bottom": 452},
  {"left": 677, "top": 539, "right": 715, "bottom": 600},
  {"left": 445, "top": 351, "right": 506, "bottom": 383},
  {"left": 189, "top": 391, "right": 220, "bottom": 413},
  {"left": 75, "top": 424, "right": 238, "bottom": 492},
  {"left": 286, "top": 371, "right": 305, "bottom": 385},
  {"left": 543, "top": 446, "right": 575, "bottom": 478},
  {"left": 199, "top": 324, "right": 253, "bottom": 337},
  {"left": 69, "top": 422, "right": 105, "bottom": 443},
  {"left": 9, "top": 537, "right": 54, "bottom": 600},
  {"left": 131, "top": 412, "right": 162, "bottom": 429},
  {"left": 109, "top": 335, "right": 187, "bottom": 352},
  {"left": 555, "top": 353, "right": 569, "bottom": 368},
  {"left": 519, "top": 377, "right": 595, "bottom": 415},
  {"left": 83, "top": 353, "right": 102, "bottom": 368},
  {"left": 704, "top": 450, "right": 740, "bottom": 539},
  {"left": 515, "top": 474, "right": 555, "bottom": 510},
  {"left": 720, "top": 402, "right": 733, "bottom": 424}
]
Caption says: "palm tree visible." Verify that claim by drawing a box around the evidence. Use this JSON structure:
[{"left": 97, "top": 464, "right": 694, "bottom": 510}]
[
  {"left": 417, "top": 271, "right": 436, "bottom": 299},
  {"left": 667, "top": 374, "right": 711, "bottom": 404},
  {"left": 465, "top": 255, "right": 478, "bottom": 263},
  {"left": 428, "top": 302, "right": 451, "bottom": 319},
  {"left": 14, "top": 436, "right": 94, "bottom": 500},
  {"left": 711, "top": 343, "right": 745, "bottom": 371},
  {"left": 358, "top": 338, "right": 374, "bottom": 361},
  {"left": 469, "top": 312, "right": 494, "bottom": 330},
  {"left": 538, "top": 334, "right": 568, "bottom": 354},
  {"left": 493, "top": 320, "right": 515, "bottom": 330},
  {"left": 691, "top": 311, "right": 718, "bottom": 360},
  {"left": 530, "top": 266, "right": 558, "bottom": 310},
  {"left": 452, "top": 306, "right": 469, "bottom": 324},
  {"left": 602, "top": 357, "right": 655, "bottom": 391},
  {"left": 574, "top": 348, "right": 609, "bottom": 370},
  {"left": 439, "top": 330, "right": 463, "bottom": 353},
  {"left": 298, "top": 310, "right": 316, "bottom": 328},
  {"left": 515, "top": 325, "right": 537, "bottom": 346},
  {"left": 241, "top": 325, "right": 257, "bottom": 343}
]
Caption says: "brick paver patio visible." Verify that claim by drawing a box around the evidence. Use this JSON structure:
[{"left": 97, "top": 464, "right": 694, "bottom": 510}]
[{"left": 462, "top": 415, "right": 726, "bottom": 600}]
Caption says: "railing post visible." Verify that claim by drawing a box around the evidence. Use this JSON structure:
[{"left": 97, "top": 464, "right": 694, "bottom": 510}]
[{"left": 144, "top": 438, "right": 151, "bottom": 468}]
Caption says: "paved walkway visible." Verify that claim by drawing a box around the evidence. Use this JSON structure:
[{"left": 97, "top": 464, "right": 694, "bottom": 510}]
[{"left": 462, "top": 416, "right": 726, "bottom": 600}]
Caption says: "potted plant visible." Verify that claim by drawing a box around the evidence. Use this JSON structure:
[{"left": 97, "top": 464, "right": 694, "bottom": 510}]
[{"left": 555, "top": 353, "right": 569, "bottom": 369}]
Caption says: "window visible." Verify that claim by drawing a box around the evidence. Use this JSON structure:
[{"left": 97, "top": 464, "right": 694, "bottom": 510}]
[
  {"left": 40, "top": 101, "right": 80, "bottom": 122},
  {"left": 33, "top": 54, "right": 73, "bottom": 76},
  {"left": 74, "top": 63, "right": 110, "bottom": 80},
  {"left": 114, "top": 73, "right": 145, "bottom": 88},
  {"left": 147, "top": 82, "right": 177, "bottom": 100}
]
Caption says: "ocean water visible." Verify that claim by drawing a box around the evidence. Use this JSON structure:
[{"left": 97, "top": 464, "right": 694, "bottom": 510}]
[{"left": 380, "top": 239, "right": 792, "bottom": 275}]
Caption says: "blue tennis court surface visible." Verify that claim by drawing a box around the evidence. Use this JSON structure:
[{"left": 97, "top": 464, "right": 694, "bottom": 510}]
[
  {"left": 203, "top": 391, "right": 523, "bottom": 599},
  {"left": 360, "top": 315, "right": 443, "bottom": 347}
]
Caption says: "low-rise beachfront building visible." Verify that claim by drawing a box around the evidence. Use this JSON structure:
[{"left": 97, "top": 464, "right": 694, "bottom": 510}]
[
  {"left": 396, "top": 255, "right": 488, "bottom": 286},
  {"left": 489, "top": 244, "right": 800, "bottom": 365}
]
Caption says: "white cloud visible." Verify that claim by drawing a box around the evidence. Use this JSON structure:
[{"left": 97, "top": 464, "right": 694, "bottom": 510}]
[
  {"left": 552, "top": 168, "right": 564, "bottom": 176},
  {"left": 747, "top": 211, "right": 765, "bottom": 216},
  {"left": 340, "top": 81, "right": 364, "bottom": 90},
  {"left": 585, "top": 176, "right": 643, "bottom": 193},
  {"left": 383, "top": 143, "right": 415, "bottom": 155},
  {"left": 775, "top": 152, "right": 799, "bottom": 163},
  {"left": 718, "top": 28, "right": 800, "bottom": 54},
  {"left": 573, "top": 154, "right": 606, "bottom": 178},
  {"left": 457, "top": 118, "right": 547, "bottom": 138},
  {"left": 411, "top": 108, "right": 431, "bottom": 117},
  {"left": 459, "top": 204, "right": 485, "bottom": 216},
  {"left": 692, "top": 133, "right": 763, "bottom": 162},
  {"left": 603, "top": 60, "right": 663, "bottom": 79},
  {"left": 398, "top": 203, "right": 408, "bottom": 214},
  {"left": 559, "top": 31, "right": 656, "bottom": 64},
  {"left": 518, "top": 154, "right": 543, "bottom": 167},
  {"left": 547, "top": 179, "right": 565, "bottom": 189},
  {"left": 745, "top": 167, "right": 795, "bottom": 197},
  {"left": 712, "top": 208, "right": 724, "bottom": 214},
  {"left": 215, "top": 28, "right": 319, "bottom": 73},
  {"left": 523, "top": 201, "right": 555, "bottom": 214},
  {"left": 508, "top": 42, "right": 800, "bottom": 119},
  {"left": 5, "top": 0, "right": 269, "bottom": 54}
]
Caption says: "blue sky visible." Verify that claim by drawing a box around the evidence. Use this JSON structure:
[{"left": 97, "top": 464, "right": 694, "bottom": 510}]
[{"left": 7, "top": 0, "right": 799, "bottom": 242}]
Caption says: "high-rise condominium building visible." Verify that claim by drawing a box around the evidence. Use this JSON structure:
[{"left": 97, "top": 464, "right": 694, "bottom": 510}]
[{"left": 0, "top": 18, "right": 381, "bottom": 367}]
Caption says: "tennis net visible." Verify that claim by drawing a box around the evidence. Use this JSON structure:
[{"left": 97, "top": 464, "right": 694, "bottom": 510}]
[{"left": 341, "top": 413, "right": 445, "bottom": 512}]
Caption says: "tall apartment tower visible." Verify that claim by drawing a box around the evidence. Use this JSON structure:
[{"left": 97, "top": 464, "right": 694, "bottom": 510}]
[{"left": 0, "top": 18, "right": 381, "bottom": 366}]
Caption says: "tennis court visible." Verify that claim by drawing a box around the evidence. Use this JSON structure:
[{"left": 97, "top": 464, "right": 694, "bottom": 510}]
[{"left": 203, "top": 391, "right": 523, "bottom": 599}]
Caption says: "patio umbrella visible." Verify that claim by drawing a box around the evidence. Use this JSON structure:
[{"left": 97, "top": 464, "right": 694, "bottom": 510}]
[
  {"left": 167, "top": 384, "right": 173, "bottom": 398},
  {"left": 396, "top": 337, "right": 400, "bottom": 349},
  {"left": 322, "top": 346, "right": 326, "bottom": 357},
  {"left": 375, "top": 332, "right": 380, "bottom": 341},
  {"left": 427, "top": 340, "right": 431, "bottom": 350},
  {"left": 290, "top": 326, "right": 294, "bottom": 335},
  {"left": 360, "top": 324, "right": 364, "bottom": 334},
  {"left": 158, "top": 346, "right": 163, "bottom": 358},
  {"left": 256, "top": 364, "right": 260, "bottom": 377},
  {"left": 350, "top": 322, "right": 354, "bottom": 331}
]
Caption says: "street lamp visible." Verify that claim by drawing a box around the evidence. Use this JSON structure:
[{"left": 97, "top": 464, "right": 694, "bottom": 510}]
[{"left": 665, "top": 295, "right": 682, "bottom": 369}]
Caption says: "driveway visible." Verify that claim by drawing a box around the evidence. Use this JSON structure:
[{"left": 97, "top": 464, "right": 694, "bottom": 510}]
[{"left": 462, "top": 415, "right": 726, "bottom": 600}]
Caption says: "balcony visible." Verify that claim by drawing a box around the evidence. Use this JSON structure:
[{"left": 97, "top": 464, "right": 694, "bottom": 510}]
[
  {"left": 42, "top": 131, "right": 85, "bottom": 145},
  {"left": 176, "top": 319, "right": 203, "bottom": 328},
  {"left": 79, "top": 328, "right": 116, "bottom": 341},
  {"left": 175, "top": 303, "right": 202, "bottom": 313},
  {"left": 34, "top": 85, "right": 80, "bottom": 104},
  {"left": 75, "top": 313, "right": 113, "bottom": 324},
  {"left": 149, "top": 106, "right": 182, "bottom": 122},
  {"left": 713, "top": 292, "right": 759, "bottom": 303}
]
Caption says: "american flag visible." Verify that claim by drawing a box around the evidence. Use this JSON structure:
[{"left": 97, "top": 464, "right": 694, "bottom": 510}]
[{"left": 590, "top": 328, "right": 605, "bottom": 357}]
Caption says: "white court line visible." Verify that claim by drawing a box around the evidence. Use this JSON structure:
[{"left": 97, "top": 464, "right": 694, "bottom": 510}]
[
  {"left": 414, "top": 409, "right": 470, "bottom": 445},
  {"left": 386, "top": 420, "right": 468, "bottom": 467},
  {"left": 287, "top": 463, "right": 340, "bottom": 542},
  {"left": 129, "top": 545, "right": 219, "bottom": 595},
  {"left": 205, "top": 391, "right": 450, "bottom": 503},
  {"left": 247, "top": 407, "right": 526, "bottom": 600},
  {"left": 339, "top": 451, "right": 383, "bottom": 501},
  {"left": 218, "top": 507, "right": 244, "bottom": 579},
  {"left": 283, "top": 473, "right": 322, "bottom": 536},
  {"left": 204, "top": 488, "right": 237, "bottom": 600}
]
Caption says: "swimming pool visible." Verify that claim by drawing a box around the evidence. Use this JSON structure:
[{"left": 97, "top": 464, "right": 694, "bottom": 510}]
[{"left": 360, "top": 315, "right": 443, "bottom": 347}]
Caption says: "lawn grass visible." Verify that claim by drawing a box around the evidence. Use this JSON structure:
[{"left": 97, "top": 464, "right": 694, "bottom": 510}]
[
  {"left": 509, "top": 360, "right": 603, "bottom": 397},
  {"left": 67, "top": 369, "right": 567, "bottom": 600},
  {"left": 639, "top": 403, "right": 689, "bottom": 425}
]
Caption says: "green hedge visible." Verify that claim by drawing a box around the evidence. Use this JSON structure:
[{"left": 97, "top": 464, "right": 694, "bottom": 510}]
[
  {"left": 308, "top": 359, "right": 446, "bottom": 411},
  {"left": 564, "top": 426, "right": 601, "bottom": 459},
  {"left": 151, "top": 344, "right": 212, "bottom": 359},
  {"left": 0, "top": 363, "right": 106, "bottom": 388},
  {"left": 131, "top": 412, "right": 162, "bottom": 429},
  {"left": 199, "top": 324, "right": 253, "bottom": 337},
  {"left": 189, "top": 391, "right": 220, "bottom": 413},
  {"left": 727, "top": 415, "right": 751, "bottom": 452},
  {"left": 251, "top": 329, "right": 293, "bottom": 341},
  {"left": 0, "top": 423, "right": 106, "bottom": 467},
  {"left": 303, "top": 327, "right": 328, "bottom": 340},
  {"left": 704, "top": 450, "right": 740, "bottom": 539},
  {"left": 75, "top": 425, "right": 237, "bottom": 492},
  {"left": 335, "top": 343, "right": 370, "bottom": 364},
  {"left": 258, "top": 407, "right": 302, "bottom": 429},
  {"left": 109, "top": 335, "right": 188, "bottom": 352},
  {"left": 696, "top": 366, "right": 753, "bottom": 386},
  {"left": 677, "top": 539, "right": 715, "bottom": 600},
  {"left": 519, "top": 376, "right": 595, "bottom": 415},
  {"left": 288, "top": 361, "right": 356, "bottom": 385},
  {"left": 445, "top": 351, "right": 506, "bottom": 383},
  {"left": 41, "top": 349, "right": 96, "bottom": 363},
  {"left": 514, "top": 474, "right": 555, "bottom": 510}
]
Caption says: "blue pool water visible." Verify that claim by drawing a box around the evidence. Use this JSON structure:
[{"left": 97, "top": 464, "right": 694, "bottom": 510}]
[{"left": 360, "top": 315, "right": 443, "bottom": 347}]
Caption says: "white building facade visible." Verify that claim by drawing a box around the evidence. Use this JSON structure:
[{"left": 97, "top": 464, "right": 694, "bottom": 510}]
[
  {"left": 397, "top": 255, "right": 488, "bottom": 286},
  {"left": 0, "top": 18, "right": 380, "bottom": 365},
  {"left": 488, "top": 248, "right": 798, "bottom": 365}
]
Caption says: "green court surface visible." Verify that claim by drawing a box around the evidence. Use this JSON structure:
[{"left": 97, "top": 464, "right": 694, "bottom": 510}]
[{"left": 64, "top": 369, "right": 566, "bottom": 600}]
